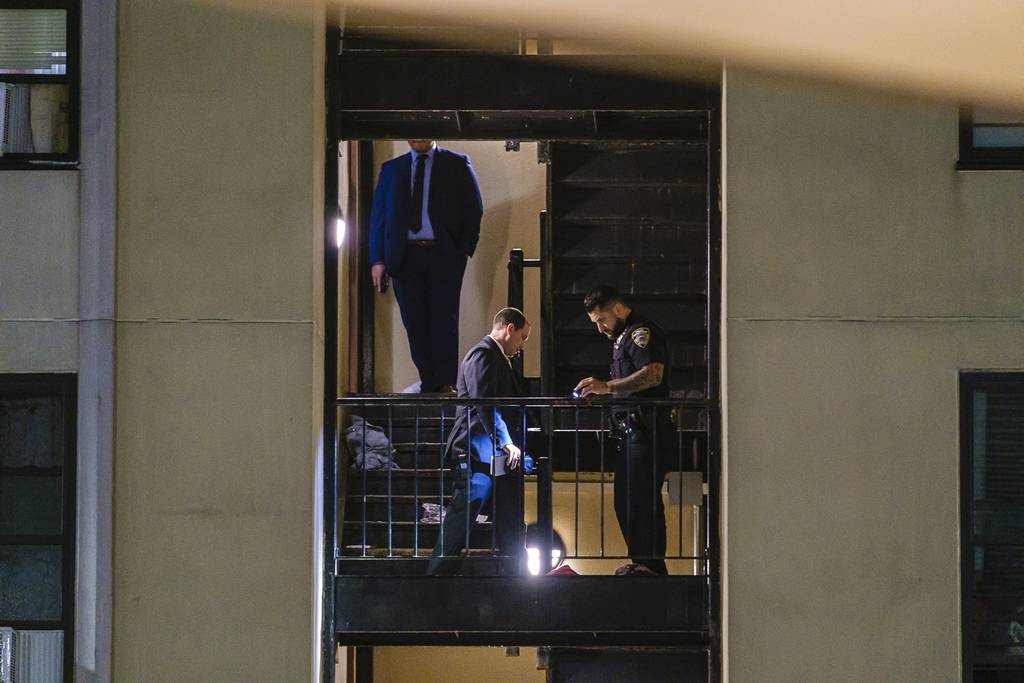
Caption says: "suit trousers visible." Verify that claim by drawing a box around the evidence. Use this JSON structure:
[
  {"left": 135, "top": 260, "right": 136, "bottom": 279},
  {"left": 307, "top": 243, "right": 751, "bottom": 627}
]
[
  {"left": 391, "top": 243, "right": 466, "bottom": 391},
  {"left": 614, "top": 426, "right": 672, "bottom": 575},
  {"left": 426, "top": 459, "right": 525, "bottom": 575}
]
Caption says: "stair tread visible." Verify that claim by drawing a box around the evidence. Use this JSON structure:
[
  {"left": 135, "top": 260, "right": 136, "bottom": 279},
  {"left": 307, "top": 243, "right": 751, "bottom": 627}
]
[
  {"left": 343, "top": 520, "right": 491, "bottom": 527},
  {"left": 338, "top": 547, "right": 494, "bottom": 557},
  {"left": 348, "top": 468, "right": 447, "bottom": 476},
  {"left": 557, "top": 179, "right": 705, "bottom": 189},
  {"left": 346, "top": 493, "right": 451, "bottom": 501}
]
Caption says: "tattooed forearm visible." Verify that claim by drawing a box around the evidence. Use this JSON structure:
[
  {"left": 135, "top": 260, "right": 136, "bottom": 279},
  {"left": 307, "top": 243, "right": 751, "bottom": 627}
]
[{"left": 608, "top": 363, "right": 664, "bottom": 397}]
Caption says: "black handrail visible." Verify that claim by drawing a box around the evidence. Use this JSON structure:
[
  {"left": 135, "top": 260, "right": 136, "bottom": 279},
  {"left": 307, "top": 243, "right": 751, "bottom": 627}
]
[
  {"left": 506, "top": 246, "right": 542, "bottom": 382},
  {"left": 338, "top": 396, "right": 712, "bottom": 407},
  {"left": 337, "top": 396, "right": 714, "bottom": 578}
]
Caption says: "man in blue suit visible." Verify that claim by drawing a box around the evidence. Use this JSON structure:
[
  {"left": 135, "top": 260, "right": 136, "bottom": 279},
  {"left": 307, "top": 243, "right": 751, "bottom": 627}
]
[
  {"left": 426, "top": 308, "right": 531, "bottom": 575},
  {"left": 369, "top": 140, "right": 484, "bottom": 393}
]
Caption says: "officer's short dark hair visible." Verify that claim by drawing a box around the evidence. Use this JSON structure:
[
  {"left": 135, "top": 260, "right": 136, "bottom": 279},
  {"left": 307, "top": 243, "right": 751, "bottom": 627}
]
[
  {"left": 583, "top": 285, "right": 625, "bottom": 313},
  {"left": 493, "top": 307, "right": 528, "bottom": 330}
]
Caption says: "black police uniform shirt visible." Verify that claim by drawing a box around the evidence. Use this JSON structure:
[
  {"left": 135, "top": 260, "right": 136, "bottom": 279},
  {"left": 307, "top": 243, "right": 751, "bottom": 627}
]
[
  {"left": 611, "top": 311, "right": 671, "bottom": 398},
  {"left": 606, "top": 313, "right": 671, "bottom": 430}
]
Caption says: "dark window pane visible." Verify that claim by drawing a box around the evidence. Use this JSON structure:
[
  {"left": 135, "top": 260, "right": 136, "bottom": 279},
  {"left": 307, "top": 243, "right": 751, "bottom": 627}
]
[
  {"left": 966, "top": 376, "right": 1024, "bottom": 678},
  {"left": 0, "top": 474, "right": 62, "bottom": 535},
  {"left": 0, "top": 82, "right": 69, "bottom": 155},
  {"left": 0, "top": 396, "right": 63, "bottom": 468},
  {"left": 974, "top": 127, "right": 1024, "bottom": 148},
  {"left": 0, "top": 10, "right": 67, "bottom": 75},
  {"left": 0, "top": 546, "right": 61, "bottom": 621}
]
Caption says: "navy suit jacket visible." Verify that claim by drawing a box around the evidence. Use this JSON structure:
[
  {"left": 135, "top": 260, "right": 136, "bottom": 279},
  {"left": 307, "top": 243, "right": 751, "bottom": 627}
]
[
  {"left": 444, "top": 336, "right": 524, "bottom": 466},
  {"left": 369, "top": 147, "right": 483, "bottom": 274}
]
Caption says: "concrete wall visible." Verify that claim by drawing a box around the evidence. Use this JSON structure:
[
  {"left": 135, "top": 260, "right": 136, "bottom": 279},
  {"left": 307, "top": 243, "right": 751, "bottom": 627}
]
[
  {"left": 372, "top": 141, "right": 546, "bottom": 392},
  {"left": 0, "top": 172, "right": 79, "bottom": 372},
  {"left": 0, "top": 6, "right": 117, "bottom": 679},
  {"left": 114, "top": 1, "right": 324, "bottom": 679},
  {"left": 723, "top": 68, "right": 1024, "bottom": 682}
]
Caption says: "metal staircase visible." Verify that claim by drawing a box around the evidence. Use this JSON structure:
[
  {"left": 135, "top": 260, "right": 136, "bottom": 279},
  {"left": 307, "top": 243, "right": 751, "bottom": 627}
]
[
  {"left": 338, "top": 400, "right": 502, "bottom": 575},
  {"left": 545, "top": 140, "right": 711, "bottom": 397}
]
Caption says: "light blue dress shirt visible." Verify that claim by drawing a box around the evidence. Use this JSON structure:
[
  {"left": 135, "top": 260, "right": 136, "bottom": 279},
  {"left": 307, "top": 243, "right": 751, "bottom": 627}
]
[{"left": 408, "top": 144, "right": 436, "bottom": 240}]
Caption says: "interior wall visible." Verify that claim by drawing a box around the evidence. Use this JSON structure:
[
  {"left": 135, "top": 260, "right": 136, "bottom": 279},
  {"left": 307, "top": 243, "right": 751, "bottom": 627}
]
[
  {"left": 0, "top": 172, "right": 79, "bottom": 372},
  {"left": 114, "top": 1, "right": 324, "bottom": 679},
  {"left": 523, "top": 480, "right": 700, "bottom": 576},
  {"left": 374, "top": 646, "right": 545, "bottom": 683},
  {"left": 723, "top": 68, "right": 1024, "bottom": 682},
  {"left": 372, "top": 140, "right": 546, "bottom": 392}
]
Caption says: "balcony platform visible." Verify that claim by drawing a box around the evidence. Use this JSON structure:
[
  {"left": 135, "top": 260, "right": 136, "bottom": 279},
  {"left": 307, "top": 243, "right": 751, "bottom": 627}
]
[{"left": 334, "top": 574, "right": 707, "bottom": 646}]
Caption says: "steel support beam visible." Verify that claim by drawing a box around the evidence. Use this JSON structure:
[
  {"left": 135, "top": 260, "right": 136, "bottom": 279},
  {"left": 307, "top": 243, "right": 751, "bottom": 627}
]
[{"left": 335, "top": 576, "right": 705, "bottom": 646}]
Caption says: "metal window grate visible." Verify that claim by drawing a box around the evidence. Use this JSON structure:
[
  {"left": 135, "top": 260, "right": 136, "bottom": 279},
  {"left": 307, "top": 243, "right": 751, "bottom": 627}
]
[{"left": 962, "top": 373, "right": 1024, "bottom": 680}]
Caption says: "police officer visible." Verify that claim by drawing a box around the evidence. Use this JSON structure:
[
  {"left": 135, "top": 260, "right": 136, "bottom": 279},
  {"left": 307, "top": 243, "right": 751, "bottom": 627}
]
[{"left": 575, "top": 285, "right": 673, "bottom": 575}]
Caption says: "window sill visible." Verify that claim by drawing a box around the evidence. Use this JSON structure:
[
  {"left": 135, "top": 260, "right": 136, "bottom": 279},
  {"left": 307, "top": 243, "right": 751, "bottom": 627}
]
[{"left": 0, "top": 159, "right": 79, "bottom": 171}]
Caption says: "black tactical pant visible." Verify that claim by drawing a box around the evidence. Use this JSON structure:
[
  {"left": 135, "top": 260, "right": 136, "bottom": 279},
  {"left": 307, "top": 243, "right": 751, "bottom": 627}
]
[{"left": 614, "top": 424, "right": 672, "bottom": 575}]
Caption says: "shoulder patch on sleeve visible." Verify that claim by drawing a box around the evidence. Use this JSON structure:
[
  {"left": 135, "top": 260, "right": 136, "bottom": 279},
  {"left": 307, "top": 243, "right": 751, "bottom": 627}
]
[{"left": 630, "top": 327, "right": 651, "bottom": 349}]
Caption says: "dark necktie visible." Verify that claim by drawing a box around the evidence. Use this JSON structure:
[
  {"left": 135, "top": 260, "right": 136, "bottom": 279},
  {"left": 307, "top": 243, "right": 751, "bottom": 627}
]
[{"left": 411, "top": 153, "right": 426, "bottom": 234}]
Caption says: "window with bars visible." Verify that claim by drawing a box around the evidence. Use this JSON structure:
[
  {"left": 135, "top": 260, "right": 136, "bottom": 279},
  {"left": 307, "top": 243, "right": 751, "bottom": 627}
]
[
  {"left": 958, "top": 107, "right": 1024, "bottom": 171},
  {"left": 0, "top": 2, "right": 78, "bottom": 167},
  {"left": 961, "top": 373, "right": 1024, "bottom": 682},
  {"left": 0, "top": 374, "right": 76, "bottom": 680}
]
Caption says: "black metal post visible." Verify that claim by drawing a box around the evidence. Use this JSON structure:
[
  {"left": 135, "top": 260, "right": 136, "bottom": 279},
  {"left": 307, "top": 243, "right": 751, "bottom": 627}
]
[
  {"left": 537, "top": 454, "right": 554, "bottom": 574},
  {"left": 507, "top": 248, "right": 524, "bottom": 310},
  {"left": 507, "top": 248, "right": 525, "bottom": 381},
  {"left": 355, "top": 646, "right": 374, "bottom": 683},
  {"left": 538, "top": 210, "right": 552, "bottom": 396},
  {"left": 705, "top": 98, "right": 724, "bottom": 683},
  {"left": 356, "top": 140, "right": 376, "bottom": 394},
  {"left": 321, "top": 21, "right": 341, "bottom": 683}
]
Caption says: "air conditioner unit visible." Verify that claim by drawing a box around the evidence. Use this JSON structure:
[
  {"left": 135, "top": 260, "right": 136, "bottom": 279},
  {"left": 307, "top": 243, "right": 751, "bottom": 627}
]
[
  {"left": 0, "top": 82, "right": 34, "bottom": 156},
  {"left": 0, "top": 628, "right": 13, "bottom": 683},
  {"left": 0, "top": 629, "right": 62, "bottom": 683},
  {"left": 0, "top": 82, "right": 12, "bottom": 156}
]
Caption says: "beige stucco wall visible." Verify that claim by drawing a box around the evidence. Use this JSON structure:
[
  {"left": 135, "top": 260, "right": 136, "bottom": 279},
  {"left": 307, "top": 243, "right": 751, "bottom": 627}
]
[
  {"left": 114, "top": 1, "right": 324, "bottom": 679},
  {"left": 723, "top": 68, "right": 1024, "bottom": 682},
  {"left": 372, "top": 140, "right": 546, "bottom": 392},
  {"left": 0, "top": 172, "right": 79, "bottom": 372}
]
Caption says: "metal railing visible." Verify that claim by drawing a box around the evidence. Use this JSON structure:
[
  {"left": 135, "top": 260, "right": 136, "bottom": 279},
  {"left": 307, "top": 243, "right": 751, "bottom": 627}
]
[{"left": 335, "top": 395, "right": 715, "bottom": 578}]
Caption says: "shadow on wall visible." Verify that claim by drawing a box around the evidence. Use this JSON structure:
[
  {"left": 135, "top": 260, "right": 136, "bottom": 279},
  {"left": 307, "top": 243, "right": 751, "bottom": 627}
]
[{"left": 372, "top": 140, "right": 546, "bottom": 392}]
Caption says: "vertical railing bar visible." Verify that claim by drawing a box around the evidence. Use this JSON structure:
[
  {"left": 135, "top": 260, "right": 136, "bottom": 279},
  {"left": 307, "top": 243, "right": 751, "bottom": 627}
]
[
  {"left": 490, "top": 408, "right": 497, "bottom": 560},
  {"left": 705, "top": 406, "right": 713, "bottom": 578},
  {"left": 466, "top": 406, "right": 473, "bottom": 562},
  {"left": 652, "top": 404, "right": 658, "bottom": 566},
  {"left": 537, "top": 451, "right": 552, "bottom": 574},
  {"left": 546, "top": 404, "right": 554, "bottom": 572},
  {"left": 522, "top": 405, "right": 528, "bottom": 574},
  {"left": 678, "top": 409, "right": 684, "bottom": 562},
  {"left": 693, "top": 424, "right": 702, "bottom": 573},
  {"left": 599, "top": 409, "right": 606, "bottom": 559},
  {"left": 361, "top": 413, "right": 368, "bottom": 558},
  {"left": 693, "top": 498, "right": 702, "bottom": 575},
  {"left": 574, "top": 404, "right": 580, "bottom": 558},
  {"left": 439, "top": 409, "right": 446, "bottom": 558},
  {"left": 625, "top": 404, "right": 632, "bottom": 563},
  {"left": 413, "top": 405, "right": 420, "bottom": 557},
  {"left": 387, "top": 404, "right": 394, "bottom": 557}
]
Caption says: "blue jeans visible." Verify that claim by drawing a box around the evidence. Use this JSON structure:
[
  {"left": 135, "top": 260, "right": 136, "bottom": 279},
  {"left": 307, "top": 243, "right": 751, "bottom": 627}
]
[{"left": 426, "top": 460, "right": 524, "bottom": 575}]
